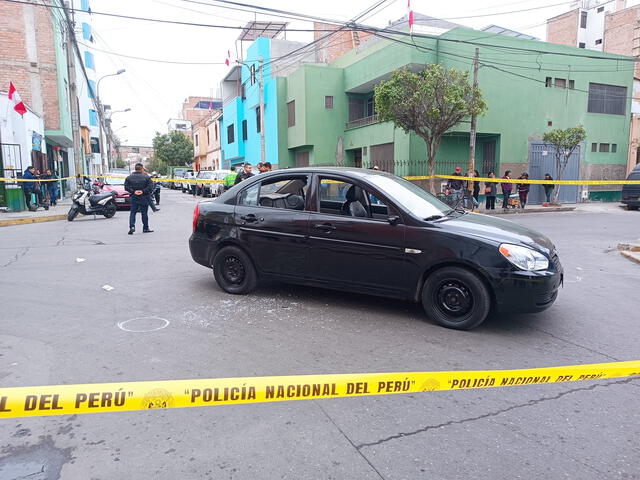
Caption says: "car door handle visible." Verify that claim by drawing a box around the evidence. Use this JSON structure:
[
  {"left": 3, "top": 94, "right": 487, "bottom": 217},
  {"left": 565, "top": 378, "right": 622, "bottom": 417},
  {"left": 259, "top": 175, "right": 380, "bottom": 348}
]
[
  {"left": 314, "top": 223, "right": 336, "bottom": 232},
  {"left": 241, "top": 214, "right": 259, "bottom": 223}
]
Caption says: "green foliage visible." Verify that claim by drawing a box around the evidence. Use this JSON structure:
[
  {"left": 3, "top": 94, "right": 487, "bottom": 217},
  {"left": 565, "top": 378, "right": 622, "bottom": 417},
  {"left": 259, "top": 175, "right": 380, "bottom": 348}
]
[
  {"left": 115, "top": 158, "right": 126, "bottom": 169},
  {"left": 147, "top": 157, "right": 168, "bottom": 175},
  {"left": 542, "top": 125, "right": 587, "bottom": 203},
  {"left": 374, "top": 65, "right": 486, "bottom": 191},
  {"left": 152, "top": 131, "right": 194, "bottom": 168}
]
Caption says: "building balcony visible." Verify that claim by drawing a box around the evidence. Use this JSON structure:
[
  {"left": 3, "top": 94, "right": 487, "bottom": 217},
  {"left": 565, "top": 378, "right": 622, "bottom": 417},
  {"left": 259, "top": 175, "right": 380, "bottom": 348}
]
[{"left": 346, "top": 114, "right": 380, "bottom": 130}]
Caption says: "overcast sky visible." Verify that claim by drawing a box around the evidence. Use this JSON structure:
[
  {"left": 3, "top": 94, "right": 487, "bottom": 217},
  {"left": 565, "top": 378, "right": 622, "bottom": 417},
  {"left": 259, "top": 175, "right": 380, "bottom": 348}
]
[{"left": 90, "top": 0, "right": 638, "bottom": 145}]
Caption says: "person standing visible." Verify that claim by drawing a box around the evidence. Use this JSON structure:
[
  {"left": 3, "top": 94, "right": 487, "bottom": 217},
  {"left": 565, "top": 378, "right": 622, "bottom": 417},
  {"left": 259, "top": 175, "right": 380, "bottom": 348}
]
[
  {"left": 501, "top": 170, "right": 513, "bottom": 209},
  {"left": 22, "top": 166, "right": 47, "bottom": 211},
  {"left": 234, "top": 163, "right": 254, "bottom": 185},
  {"left": 543, "top": 173, "right": 554, "bottom": 204},
  {"left": 260, "top": 161, "right": 272, "bottom": 173},
  {"left": 484, "top": 171, "right": 497, "bottom": 210},
  {"left": 125, "top": 163, "right": 154, "bottom": 235},
  {"left": 43, "top": 169, "right": 59, "bottom": 206},
  {"left": 517, "top": 173, "right": 530, "bottom": 209},
  {"left": 223, "top": 170, "right": 238, "bottom": 190},
  {"left": 472, "top": 170, "right": 480, "bottom": 206},
  {"left": 446, "top": 167, "right": 464, "bottom": 206}
]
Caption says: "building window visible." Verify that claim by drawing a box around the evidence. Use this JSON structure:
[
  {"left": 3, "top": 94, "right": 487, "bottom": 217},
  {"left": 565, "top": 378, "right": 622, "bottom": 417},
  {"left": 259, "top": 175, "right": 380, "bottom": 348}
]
[
  {"left": 215, "top": 123, "right": 218, "bottom": 141},
  {"left": 256, "top": 106, "right": 261, "bottom": 133},
  {"left": 207, "top": 128, "right": 210, "bottom": 145},
  {"left": 250, "top": 64, "right": 256, "bottom": 86},
  {"left": 325, "top": 96, "right": 334, "bottom": 109},
  {"left": 599, "top": 143, "right": 610, "bottom": 153},
  {"left": 90, "top": 137, "right": 100, "bottom": 153},
  {"left": 588, "top": 83, "right": 627, "bottom": 115},
  {"left": 597, "top": 6, "right": 604, "bottom": 12},
  {"left": 81, "top": 0, "right": 89, "bottom": 11},
  {"left": 287, "top": 100, "right": 295, "bottom": 127},
  {"left": 194, "top": 134, "right": 198, "bottom": 147},
  {"left": 611, "top": 144, "right": 617, "bottom": 153},
  {"left": 242, "top": 120, "right": 247, "bottom": 141},
  {"left": 88, "top": 79, "right": 96, "bottom": 99},
  {"left": 89, "top": 109, "right": 98, "bottom": 126},
  {"left": 84, "top": 51, "right": 95, "bottom": 70},
  {"left": 241, "top": 84, "right": 246, "bottom": 99},
  {"left": 569, "top": 80, "right": 575, "bottom": 89},
  {"left": 595, "top": 39, "right": 602, "bottom": 45},
  {"left": 591, "top": 143, "right": 598, "bottom": 152},
  {"left": 227, "top": 124, "right": 235, "bottom": 144},
  {"left": 580, "top": 11, "right": 587, "bottom": 28},
  {"left": 579, "top": 42, "right": 585, "bottom": 48},
  {"left": 363, "top": 146, "right": 368, "bottom": 156},
  {"left": 131, "top": 147, "right": 139, "bottom": 153},
  {"left": 82, "top": 23, "right": 92, "bottom": 41},
  {"left": 554, "top": 78, "right": 566, "bottom": 88},
  {"left": 366, "top": 97, "right": 375, "bottom": 116},
  {"left": 545, "top": 77, "right": 552, "bottom": 87}
]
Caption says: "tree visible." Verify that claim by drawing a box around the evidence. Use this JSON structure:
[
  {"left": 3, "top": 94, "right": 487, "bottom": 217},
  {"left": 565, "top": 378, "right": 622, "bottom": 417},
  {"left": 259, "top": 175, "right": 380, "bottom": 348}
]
[
  {"left": 115, "top": 158, "right": 127, "bottom": 169},
  {"left": 375, "top": 65, "right": 487, "bottom": 193},
  {"left": 152, "top": 131, "right": 194, "bottom": 167},
  {"left": 542, "top": 125, "right": 586, "bottom": 204},
  {"left": 148, "top": 156, "right": 168, "bottom": 175}
]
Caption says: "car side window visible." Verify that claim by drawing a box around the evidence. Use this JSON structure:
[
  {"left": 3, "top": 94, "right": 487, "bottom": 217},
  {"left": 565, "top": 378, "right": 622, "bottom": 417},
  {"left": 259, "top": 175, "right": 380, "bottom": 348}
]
[
  {"left": 257, "top": 176, "right": 308, "bottom": 211},
  {"left": 238, "top": 183, "right": 259, "bottom": 206},
  {"left": 318, "top": 178, "right": 387, "bottom": 219}
]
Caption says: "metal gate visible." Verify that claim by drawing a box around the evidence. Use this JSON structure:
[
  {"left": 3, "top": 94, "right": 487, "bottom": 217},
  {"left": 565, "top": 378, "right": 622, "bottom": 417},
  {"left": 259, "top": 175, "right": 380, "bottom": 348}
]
[{"left": 528, "top": 143, "right": 580, "bottom": 204}]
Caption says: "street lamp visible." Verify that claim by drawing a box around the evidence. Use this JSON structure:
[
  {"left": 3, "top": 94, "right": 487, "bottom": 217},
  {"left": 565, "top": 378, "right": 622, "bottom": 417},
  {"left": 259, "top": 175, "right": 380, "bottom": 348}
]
[{"left": 95, "top": 69, "right": 125, "bottom": 172}]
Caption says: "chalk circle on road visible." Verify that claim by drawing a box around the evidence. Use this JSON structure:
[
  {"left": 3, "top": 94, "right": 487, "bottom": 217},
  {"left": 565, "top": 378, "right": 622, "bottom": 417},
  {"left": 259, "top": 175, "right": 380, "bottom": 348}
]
[{"left": 118, "top": 316, "right": 170, "bottom": 333}]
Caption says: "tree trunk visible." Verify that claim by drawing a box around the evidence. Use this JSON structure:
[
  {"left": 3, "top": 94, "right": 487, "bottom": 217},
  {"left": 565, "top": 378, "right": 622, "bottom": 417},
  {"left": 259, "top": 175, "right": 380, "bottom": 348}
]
[
  {"left": 427, "top": 149, "right": 437, "bottom": 194},
  {"left": 553, "top": 152, "right": 569, "bottom": 204}
]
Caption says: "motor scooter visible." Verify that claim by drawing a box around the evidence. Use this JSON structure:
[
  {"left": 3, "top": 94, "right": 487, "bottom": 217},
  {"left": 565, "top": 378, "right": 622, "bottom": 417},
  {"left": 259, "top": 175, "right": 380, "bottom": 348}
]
[{"left": 67, "top": 181, "right": 117, "bottom": 221}]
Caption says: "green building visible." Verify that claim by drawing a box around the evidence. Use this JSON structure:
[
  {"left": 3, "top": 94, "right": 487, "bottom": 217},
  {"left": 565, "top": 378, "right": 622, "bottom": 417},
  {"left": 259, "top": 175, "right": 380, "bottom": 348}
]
[{"left": 281, "top": 26, "right": 633, "bottom": 203}]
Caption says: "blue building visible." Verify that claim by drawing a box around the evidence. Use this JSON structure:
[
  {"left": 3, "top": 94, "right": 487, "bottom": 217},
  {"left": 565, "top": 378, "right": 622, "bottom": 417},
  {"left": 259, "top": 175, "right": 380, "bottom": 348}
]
[{"left": 220, "top": 36, "right": 308, "bottom": 169}]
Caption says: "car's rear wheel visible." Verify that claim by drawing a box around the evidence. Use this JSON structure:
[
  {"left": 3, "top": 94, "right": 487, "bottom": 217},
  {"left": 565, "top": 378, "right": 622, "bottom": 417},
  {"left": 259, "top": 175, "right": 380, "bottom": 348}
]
[
  {"left": 213, "top": 246, "right": 258, "bottom": 294},
  {"left": 421, "top": 266, "right": 491, "bottom": 330}
]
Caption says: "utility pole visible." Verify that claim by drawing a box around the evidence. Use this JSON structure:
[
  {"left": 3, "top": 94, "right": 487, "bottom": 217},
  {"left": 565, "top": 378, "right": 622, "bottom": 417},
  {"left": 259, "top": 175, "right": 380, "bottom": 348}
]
[
  {"left": 259, "top": 56, "right": 265, "bottom": 164},
  {"left": 468, "top": 47, "right": 479, "bottom": 173},
  {"left": 63, "top": 2, "right": 84, "bottom": 181}
]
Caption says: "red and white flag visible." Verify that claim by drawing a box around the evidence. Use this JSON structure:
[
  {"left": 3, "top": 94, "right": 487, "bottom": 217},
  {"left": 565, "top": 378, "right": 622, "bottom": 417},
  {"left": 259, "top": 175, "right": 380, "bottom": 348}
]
[
  {"left": 8, "top": 82, "right": 27, "bottom": 116},
  {"left": 225, "top": 49, "right": 231, "bottom": 67},
  {"left": 408, "top": 0, "right": 414, "bottom": 34}
]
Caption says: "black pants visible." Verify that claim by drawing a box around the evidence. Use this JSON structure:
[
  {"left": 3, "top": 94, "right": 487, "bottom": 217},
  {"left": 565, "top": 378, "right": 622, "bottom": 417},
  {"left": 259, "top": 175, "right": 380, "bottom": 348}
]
[
  {"left": 129, "top": 195, "right": 149, "bottom": 229},
  {"left": 485, "top": 195, "right": 496, "bottom": 210},
  {"left": 154, "top": 188, "right": 160, "bottom": 204},
  {"left": 502, "top": 189, "right": 512, "bottom": 208},
  {"left": 23, "top": 187, "right": 44, "bottom": 209}
]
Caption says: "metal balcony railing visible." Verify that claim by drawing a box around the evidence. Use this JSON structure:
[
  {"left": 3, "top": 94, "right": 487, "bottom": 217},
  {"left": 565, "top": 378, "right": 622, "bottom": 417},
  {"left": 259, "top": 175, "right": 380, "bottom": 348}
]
[{"left": 345, "top": 114, "right": 379, "bottom": 130}]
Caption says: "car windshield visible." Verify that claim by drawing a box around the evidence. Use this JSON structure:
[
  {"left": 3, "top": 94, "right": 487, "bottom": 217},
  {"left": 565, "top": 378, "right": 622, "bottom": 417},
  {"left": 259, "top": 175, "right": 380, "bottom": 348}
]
[
  {"left": 105, "top": 177, "right": 126, "bottom": 185},
  {"left": 366, "top": 174, "right": 452, "bottom": 218}
]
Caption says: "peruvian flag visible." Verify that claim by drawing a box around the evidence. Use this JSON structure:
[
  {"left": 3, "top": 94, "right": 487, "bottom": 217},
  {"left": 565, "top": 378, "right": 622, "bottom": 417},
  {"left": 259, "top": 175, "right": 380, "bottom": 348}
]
[
  {"left": 225, "top": 50, "right": 231, "bottom": 67},
  {"left": 408, "top": 0, "right": 414, "bottom": 34},
  {"left": 8, "top": 82, "right": 27, "bottom": 116}
]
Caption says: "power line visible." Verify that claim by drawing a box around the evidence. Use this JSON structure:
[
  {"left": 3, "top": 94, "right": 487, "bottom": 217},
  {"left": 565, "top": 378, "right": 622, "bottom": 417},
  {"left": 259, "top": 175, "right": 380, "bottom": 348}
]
[{"left": 77, "top": 41, "right": 228, "bottom": 65}]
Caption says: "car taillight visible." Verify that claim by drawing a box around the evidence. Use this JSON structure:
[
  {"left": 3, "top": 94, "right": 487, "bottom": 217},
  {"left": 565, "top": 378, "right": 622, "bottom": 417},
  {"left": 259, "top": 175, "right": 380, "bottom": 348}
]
[
  {"left": 193, "top": 203, "right": 200, "bottom": 232},
  {"left": 623, "top": 196, "right": 629, "bottom": 200}
]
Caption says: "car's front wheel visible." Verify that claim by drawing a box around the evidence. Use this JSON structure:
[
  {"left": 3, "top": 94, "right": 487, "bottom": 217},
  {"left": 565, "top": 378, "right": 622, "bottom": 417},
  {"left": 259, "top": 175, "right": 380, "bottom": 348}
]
[
  {"left": 421, "top": 266, "right": 491, "bottom": 330},
  {"left": 213, "top": 246, "right": 258, "bottom": 294}
]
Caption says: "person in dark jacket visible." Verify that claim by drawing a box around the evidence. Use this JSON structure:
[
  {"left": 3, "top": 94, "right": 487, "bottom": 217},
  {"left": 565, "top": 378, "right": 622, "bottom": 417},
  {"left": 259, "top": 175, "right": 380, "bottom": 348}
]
[
  {"left": 124, "top": 163, "right": 154, "bottom": 234},
  {"left": 446, "top": 167, "right": 464, "bottom": 206},
  {"left": 472, "top": 169, "right": 480, "bottom": 205},
  {"left": 484, "top": 171, "right": 497, "bottom": 210},
  {"left": 234, "top": 163, "right": 254, "bottom": 185},
  {"left": 543, "top": 173, "right": 554, "bottom": 203},
  {"left": 43, "top": 169, "right": 59, "bottom": 206},
  {"left": 517, "top": 173, "right": 530, "bottom": 209},
  {"left": 22, "top": 166, "right": 47, "bottom": 211},
  {"left": 501, "top": 170, "right": 513, "bottom": 209}
]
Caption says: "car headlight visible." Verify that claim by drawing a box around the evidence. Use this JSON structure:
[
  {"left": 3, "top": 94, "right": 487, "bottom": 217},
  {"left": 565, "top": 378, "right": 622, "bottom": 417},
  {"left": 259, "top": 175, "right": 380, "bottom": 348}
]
[{"left": 499, "top": 243, "right": 549, "bottom": 271}]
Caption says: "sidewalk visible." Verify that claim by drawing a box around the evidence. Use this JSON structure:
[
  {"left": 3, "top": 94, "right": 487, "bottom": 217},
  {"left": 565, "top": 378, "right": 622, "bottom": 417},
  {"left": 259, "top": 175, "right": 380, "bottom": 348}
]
[{"left": 0, "top": 198, "right": 71, "bottom": 227}]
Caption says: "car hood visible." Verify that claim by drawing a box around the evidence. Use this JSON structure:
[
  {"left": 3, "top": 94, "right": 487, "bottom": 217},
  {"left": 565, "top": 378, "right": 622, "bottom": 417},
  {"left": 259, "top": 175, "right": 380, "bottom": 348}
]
[
  {"left": 441, "top": 212, "right": 555, "bottom": 253},
  {"left": 103, "top": 185, "right": 128, "bottom": 194}
]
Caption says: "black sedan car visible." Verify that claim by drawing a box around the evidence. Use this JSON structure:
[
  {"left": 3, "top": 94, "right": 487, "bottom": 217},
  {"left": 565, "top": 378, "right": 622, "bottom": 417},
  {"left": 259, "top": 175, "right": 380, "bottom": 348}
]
[{"left": 190, "top": 167, "right": 562, "bottom": 330}]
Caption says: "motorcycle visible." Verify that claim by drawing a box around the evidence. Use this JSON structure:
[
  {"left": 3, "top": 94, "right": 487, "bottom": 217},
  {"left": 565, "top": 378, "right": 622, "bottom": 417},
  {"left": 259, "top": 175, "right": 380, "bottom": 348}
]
[{"left": 67, "top": 182, "right": 117, "bottom": 221}]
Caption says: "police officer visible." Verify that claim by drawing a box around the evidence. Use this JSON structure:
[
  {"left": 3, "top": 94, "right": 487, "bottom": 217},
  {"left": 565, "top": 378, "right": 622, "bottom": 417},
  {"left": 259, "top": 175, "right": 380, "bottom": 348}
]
[
  {"left": 124, "top": 163, "right": 154, "bottom": 235},
  {"left": 234, "top": 163, "right": 254, "bottom": 185}
]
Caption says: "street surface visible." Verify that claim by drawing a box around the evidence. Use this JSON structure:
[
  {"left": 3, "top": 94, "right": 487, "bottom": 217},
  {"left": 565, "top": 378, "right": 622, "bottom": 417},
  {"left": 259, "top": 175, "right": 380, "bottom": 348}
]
[{"left": 1, "top": 188, "right": 639, "bottom": 479}]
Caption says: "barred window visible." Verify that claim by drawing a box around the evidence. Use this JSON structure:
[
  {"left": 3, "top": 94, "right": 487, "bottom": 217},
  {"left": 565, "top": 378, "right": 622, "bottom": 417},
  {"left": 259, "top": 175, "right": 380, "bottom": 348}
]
[{"left": 587, "top": 83, "right": 626, "bottom": 115}]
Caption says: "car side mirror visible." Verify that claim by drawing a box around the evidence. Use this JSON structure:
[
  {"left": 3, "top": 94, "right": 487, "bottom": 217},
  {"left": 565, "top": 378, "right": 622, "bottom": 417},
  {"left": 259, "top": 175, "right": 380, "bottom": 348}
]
[{"left": 387, "top": 215, "right": 400, "bottom": 226}]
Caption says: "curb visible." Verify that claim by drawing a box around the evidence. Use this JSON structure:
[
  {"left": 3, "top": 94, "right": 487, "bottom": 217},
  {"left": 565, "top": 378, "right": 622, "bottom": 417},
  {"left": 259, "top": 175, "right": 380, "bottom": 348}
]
[
  {"left": 0, "top": 214, "right": 67, "bottom": 227},
  {"left": 484, "top": 207, "right": 576, "bottom": 215}
]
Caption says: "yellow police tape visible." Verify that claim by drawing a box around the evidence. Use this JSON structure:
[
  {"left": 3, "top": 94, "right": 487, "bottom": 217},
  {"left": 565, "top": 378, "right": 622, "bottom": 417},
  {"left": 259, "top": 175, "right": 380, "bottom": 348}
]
[{"left": 0, "top": 361, "right": 638, "bottom": 418}]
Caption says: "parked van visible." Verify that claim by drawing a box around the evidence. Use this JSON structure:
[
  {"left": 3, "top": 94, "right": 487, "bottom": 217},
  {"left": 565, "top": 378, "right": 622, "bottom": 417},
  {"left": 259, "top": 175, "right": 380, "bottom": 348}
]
[{"left": 621, "top": 164, "right": 640, "bottom": 210}]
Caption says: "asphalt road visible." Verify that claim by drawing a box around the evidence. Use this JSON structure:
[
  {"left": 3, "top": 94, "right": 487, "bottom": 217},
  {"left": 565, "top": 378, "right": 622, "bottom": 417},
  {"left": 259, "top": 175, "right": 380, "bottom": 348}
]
[{"left": 0, "top": 188, "right": 639, "bottom": 480}]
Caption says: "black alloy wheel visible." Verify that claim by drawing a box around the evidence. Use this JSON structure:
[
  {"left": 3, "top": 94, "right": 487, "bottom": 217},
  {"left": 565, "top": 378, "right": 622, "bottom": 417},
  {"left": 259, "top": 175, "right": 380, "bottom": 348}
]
[
  {"left": 212, "top": 246, "right": 258, "bottom": 295},
  {"left": 422, "top": 266, "right": 491, "bottom": 330}
]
